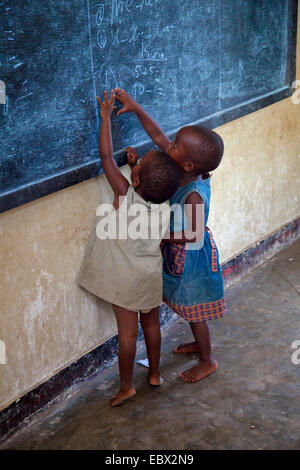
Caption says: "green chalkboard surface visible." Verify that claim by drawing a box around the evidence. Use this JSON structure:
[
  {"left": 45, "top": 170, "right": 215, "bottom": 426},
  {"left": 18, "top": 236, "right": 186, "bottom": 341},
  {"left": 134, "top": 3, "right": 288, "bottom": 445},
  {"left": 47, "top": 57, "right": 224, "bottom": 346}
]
[{"left": 0, "top": 0, "right": 298, "bottom": 212}]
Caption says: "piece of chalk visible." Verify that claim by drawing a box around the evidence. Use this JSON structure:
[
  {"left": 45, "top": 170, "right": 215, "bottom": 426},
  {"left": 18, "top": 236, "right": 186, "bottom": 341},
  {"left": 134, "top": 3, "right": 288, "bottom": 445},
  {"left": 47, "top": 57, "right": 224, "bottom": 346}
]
[{"left": 0, "top": 80, "right": 6, "bottom": 105}]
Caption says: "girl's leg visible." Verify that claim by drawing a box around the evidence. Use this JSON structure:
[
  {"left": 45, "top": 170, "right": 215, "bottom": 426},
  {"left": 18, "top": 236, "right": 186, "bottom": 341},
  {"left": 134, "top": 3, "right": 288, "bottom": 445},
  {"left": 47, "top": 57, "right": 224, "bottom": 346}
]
[
  {"left": 179, "top": 320, "right": 217, "bottom": 383},
  {"left": 110, "top": 304, "right": 138, "bottom": 407},
  {"left": 140, "top": 307, "right": 163, "bottom": 386}
]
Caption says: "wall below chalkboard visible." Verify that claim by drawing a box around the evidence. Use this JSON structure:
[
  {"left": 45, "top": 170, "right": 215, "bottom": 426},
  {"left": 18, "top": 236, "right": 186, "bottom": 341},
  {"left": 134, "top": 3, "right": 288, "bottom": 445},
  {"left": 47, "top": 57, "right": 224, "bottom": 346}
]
[{"left": 0, "top": 0, "right": 298, "bottom": 212}]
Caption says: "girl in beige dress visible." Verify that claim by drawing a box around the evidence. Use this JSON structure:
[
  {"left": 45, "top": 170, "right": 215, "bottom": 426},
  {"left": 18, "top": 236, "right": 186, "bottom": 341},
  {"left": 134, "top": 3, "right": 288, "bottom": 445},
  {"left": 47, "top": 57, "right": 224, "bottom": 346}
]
[{"left": 78, "top": 91, "right": 180, "bottom": 406}]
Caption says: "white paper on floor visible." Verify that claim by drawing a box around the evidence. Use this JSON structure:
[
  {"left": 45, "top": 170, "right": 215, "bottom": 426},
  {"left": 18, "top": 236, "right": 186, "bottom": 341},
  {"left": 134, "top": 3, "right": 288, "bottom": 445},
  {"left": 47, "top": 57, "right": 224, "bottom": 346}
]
[{"left": 136, "top": 358, "right": 149, "bottom": 367}]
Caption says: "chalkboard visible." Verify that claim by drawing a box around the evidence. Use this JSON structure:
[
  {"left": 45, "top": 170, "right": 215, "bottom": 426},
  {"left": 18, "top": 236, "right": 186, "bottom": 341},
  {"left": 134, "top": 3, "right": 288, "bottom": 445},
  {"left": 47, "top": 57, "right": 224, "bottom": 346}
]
[{"left": 0, "top": 0, "right": 298, "bottom": 212}]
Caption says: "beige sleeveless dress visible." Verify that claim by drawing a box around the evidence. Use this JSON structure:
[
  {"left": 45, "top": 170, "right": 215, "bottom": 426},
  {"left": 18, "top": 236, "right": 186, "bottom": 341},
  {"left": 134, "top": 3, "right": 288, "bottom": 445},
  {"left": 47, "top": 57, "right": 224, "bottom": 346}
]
[{"left": 77, "top": 185, "right": 170, "bottom": 312}]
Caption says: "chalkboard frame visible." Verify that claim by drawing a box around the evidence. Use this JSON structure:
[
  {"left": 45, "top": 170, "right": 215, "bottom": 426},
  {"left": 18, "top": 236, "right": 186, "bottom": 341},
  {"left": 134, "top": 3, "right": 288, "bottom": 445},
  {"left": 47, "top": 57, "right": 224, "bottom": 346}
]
[{"left": 0, "top": 0, "right": 298, "bottom": 213}]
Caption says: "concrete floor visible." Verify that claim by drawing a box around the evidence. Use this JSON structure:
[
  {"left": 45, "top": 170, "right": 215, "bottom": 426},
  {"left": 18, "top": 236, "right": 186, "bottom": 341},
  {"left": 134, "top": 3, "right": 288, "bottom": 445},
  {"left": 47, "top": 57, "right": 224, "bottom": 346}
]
[{"left": 1, "top": 240, "right": 300, "bottom": 450}]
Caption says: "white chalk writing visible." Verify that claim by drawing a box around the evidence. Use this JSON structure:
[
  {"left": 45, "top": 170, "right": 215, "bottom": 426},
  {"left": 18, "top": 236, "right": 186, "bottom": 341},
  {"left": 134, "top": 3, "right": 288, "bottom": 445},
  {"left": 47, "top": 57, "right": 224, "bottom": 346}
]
[{"left": 93, "top": 1, "right": 175, "bottom": 100}]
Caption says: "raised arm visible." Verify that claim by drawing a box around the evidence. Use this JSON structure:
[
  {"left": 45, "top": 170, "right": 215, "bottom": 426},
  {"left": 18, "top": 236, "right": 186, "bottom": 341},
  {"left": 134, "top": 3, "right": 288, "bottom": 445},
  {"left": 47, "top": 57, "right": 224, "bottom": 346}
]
[
  {"left": 97, "top": 91, "right": 129, "bottom": 208},
  {"left": 114, "top": 88, "right": 170, "bottom": 152}
]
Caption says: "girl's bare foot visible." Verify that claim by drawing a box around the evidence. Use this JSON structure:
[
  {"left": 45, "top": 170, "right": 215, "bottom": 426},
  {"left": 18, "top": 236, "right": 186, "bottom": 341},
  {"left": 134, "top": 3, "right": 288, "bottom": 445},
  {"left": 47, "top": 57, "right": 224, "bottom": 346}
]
[
  {"left": 174, "top": 341, "right": 214, "bottom": 354},
  {"left": 179, "top": 360, "right": 218, "bottom": 383},
  {"left": 147, "top": 373, "right": 164, "bottom": 387},
  {"left": 174, "top": 341, "right": 200, "bottom": 354},
  {"left": 109, "top": 387, "right": 136, "bottom": 407}
]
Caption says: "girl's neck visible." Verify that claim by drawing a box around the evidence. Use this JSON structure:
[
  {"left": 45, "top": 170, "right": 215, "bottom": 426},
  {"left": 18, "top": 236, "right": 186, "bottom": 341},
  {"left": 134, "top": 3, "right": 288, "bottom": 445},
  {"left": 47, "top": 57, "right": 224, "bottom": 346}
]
[{"left": 179, "top": 172, "right": 202, "bottom": 187}]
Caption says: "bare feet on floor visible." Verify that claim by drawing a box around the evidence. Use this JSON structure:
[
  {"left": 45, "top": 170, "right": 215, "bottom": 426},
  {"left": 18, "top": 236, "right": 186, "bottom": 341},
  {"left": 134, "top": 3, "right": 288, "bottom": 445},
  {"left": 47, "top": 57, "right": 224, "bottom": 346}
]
[
  {"left": 109, "top": 387, "right": 136, "bottom": 407},
  {"left": 147, "top": 372, "right": 164, "bottom": 387},
  {"left": 179, "top": 360, "right": 218, "bottom": 383},
  {"left": 174, "top": 341, "right": 214, "bottom": 354}
]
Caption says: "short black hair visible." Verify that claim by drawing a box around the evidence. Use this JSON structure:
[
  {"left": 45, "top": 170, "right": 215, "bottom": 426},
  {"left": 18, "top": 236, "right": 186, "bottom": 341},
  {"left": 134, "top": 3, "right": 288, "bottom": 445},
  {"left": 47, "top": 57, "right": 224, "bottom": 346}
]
[
  {"left": 188, "top": 125, "right": 224, "bottom": 174},
  {"left": 139, "top": 151, "right": 181, "bottom": 204}
]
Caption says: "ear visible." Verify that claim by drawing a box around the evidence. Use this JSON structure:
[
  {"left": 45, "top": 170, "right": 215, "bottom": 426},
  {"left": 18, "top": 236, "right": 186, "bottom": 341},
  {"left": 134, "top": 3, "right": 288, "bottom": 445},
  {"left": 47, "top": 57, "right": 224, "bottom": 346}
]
[
  {"left": 132, "top": 173, "right": 140, "bottom": 189},
  {"left": 183, "top": 161, "right": 195, "bottom": 173}
]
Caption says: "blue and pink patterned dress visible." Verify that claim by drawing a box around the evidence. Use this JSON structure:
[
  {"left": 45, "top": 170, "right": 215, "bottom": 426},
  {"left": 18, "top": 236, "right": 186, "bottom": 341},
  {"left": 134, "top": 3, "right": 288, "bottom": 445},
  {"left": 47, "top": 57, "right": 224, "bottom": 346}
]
[{"left": 161, "top": 177, "right": 226, "bottom": 323}]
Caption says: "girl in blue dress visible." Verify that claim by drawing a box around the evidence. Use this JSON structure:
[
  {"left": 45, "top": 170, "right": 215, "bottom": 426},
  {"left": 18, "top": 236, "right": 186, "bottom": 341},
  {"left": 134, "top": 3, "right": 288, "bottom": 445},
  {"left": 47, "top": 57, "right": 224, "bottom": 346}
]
[{"left": 115, "top": 89, "right": 226, "bottom": 383}]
